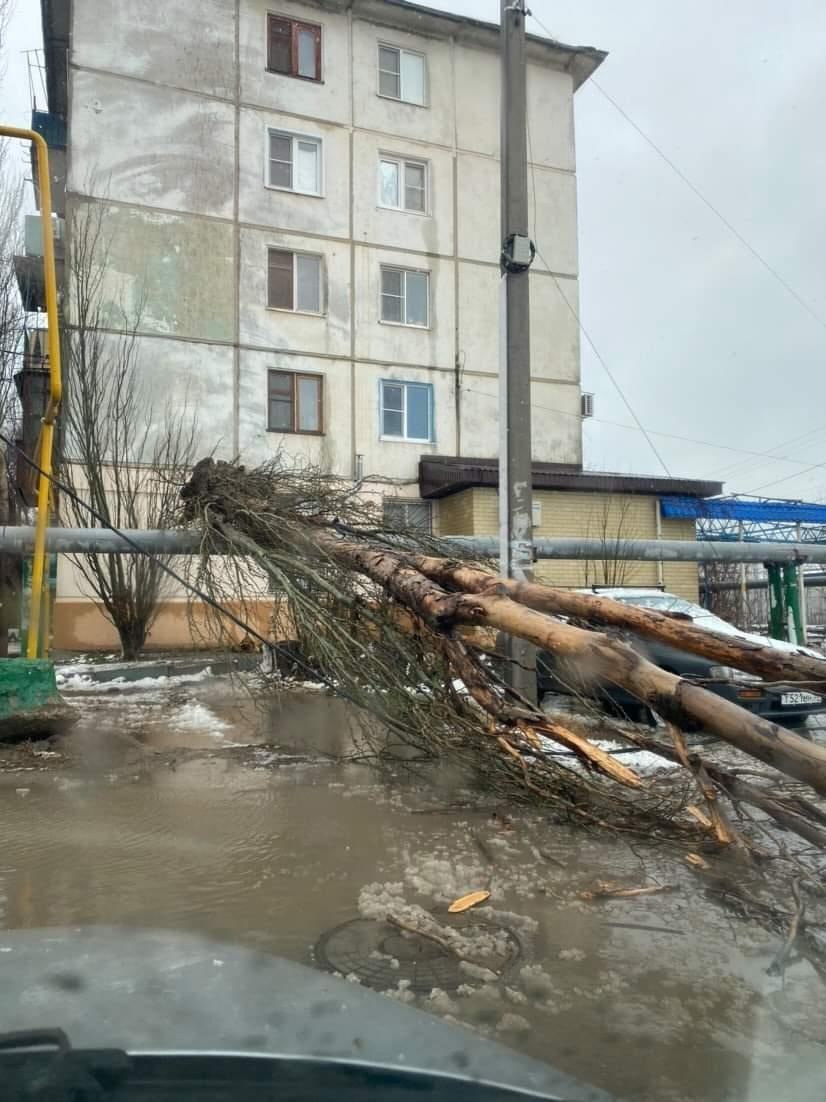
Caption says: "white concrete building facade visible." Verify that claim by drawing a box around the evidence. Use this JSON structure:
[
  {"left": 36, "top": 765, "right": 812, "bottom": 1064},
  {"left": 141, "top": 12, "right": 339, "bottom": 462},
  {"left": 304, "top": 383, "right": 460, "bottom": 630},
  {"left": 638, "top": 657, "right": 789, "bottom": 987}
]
[
  {"left": 32, "top": 0, "right": 721, "bottom": 648},
  {"left": 43, "top": 0, "right": 605, "bottom": 491}
]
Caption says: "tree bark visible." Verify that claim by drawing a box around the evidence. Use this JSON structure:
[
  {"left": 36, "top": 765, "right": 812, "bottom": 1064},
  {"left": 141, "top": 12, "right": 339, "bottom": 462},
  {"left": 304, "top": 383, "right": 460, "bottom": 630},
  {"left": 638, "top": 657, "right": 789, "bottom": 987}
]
[{"left": 404, "top": 556, "right": 826, "bottom": 688}]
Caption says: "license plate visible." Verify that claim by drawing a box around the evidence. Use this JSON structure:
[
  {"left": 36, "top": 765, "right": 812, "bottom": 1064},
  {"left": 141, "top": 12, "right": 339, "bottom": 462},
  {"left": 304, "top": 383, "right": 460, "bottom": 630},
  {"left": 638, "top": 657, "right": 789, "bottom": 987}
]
[{"left": 781, "top": 691, "right": 822, "bottom": 706}]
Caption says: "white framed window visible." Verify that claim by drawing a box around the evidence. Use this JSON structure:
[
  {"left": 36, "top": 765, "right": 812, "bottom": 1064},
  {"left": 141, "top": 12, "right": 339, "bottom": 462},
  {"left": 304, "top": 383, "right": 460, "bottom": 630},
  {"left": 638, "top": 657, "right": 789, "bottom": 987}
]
[
  {"left": 267, "top": 129, "right": 322, "bottom": 195},
  {"left": 267, "top": 248, "right": 324, "bottom": 313},
  {"left": 377, "top": 44, "right": 425, "bottom": 105},
  {"left": 380, "top": 380, "right": 433, "bottom": 443},
  {"left": 378, "top": 156, "right": 427, "bottom": 213},
  {"left": 380, "top": 265, "right": 429, "bottom": 327},
  {"left": 383, "top": 499, "right": 433, "bottom": 532}
]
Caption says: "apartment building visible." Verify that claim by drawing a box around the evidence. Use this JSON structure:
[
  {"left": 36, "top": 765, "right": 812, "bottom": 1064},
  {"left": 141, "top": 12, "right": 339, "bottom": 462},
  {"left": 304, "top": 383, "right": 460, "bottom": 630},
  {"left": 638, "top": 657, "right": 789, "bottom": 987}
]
[{"left": 30, "top": 0, "right": 719, "bottom": 648}]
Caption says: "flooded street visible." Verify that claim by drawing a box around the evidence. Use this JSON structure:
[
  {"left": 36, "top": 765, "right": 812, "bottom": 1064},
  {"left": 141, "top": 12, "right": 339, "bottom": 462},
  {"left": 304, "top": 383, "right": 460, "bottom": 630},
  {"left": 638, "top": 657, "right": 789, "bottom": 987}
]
[{"left": 0, "top": 670, "right": 823, "bottom": 1101}]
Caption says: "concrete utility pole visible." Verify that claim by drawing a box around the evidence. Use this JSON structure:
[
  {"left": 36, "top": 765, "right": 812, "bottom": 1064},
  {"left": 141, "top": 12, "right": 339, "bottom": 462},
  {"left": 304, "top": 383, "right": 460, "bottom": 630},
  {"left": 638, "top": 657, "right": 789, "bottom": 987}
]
[{"left": 499, "top": 0, "right": 537, "bottom": 702}]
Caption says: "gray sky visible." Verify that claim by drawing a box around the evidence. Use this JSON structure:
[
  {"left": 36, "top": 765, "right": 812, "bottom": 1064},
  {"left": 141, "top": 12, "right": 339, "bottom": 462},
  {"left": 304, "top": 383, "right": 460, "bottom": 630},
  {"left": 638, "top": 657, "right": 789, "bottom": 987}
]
[{"left": 5, "top": 0, "right": 826, "bottom": 502}]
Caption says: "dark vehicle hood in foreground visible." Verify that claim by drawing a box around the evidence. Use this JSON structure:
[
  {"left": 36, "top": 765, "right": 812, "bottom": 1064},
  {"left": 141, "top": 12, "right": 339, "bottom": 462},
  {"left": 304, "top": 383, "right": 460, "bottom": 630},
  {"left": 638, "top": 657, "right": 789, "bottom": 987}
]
[{"left": 0, "top": 927, "right": 610, "bottom": 1101}]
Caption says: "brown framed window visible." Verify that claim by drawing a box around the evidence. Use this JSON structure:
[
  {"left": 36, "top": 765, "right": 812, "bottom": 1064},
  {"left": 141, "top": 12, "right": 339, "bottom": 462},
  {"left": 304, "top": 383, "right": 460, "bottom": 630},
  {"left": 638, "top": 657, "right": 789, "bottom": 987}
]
[
  {"left": 267, "top": 14, "right": 322, "bottom": 81},
  {"left": 267, "top": 248, "right": 323, "bottom": 313},
  {"left": 268, "top": 370, "right": 323, "bottom": 434}
]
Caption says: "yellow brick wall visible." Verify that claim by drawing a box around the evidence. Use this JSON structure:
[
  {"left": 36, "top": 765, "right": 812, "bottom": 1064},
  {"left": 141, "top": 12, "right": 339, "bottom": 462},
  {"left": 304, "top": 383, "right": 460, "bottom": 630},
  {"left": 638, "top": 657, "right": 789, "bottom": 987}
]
[
  {"left": 435, "top": 488, "right": 700, "bottom": 601},
  {"left": 434, "top": 490, "right": 476, "bottom": 536}
]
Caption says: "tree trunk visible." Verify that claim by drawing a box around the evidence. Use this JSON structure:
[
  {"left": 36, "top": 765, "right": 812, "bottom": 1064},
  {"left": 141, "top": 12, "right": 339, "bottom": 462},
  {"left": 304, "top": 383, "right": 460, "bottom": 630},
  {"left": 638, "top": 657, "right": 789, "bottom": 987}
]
[
  {"left": 118, "top": 621, "right": 147, "bottom": 662},
  {"left": 404, "top": 556, "right": 826, "bottom": 688},
  {"left": 303, "top": 530, "right": 826, "bottom": 797}
]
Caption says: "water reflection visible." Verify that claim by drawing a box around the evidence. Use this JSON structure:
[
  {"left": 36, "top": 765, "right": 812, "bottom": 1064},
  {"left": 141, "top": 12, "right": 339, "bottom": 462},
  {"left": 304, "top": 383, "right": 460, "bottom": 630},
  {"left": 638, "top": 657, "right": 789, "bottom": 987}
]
[{"left": 0, "top": 679, "right": 822, "bottom": 1102}]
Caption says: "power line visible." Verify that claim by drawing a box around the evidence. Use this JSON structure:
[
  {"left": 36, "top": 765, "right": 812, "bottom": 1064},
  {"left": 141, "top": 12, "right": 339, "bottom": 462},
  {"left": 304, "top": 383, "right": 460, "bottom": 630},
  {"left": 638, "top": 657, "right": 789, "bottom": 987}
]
[
  {"left": 525, "top": 109, "right": 672, "bottom": 477},
  {"left": 528, "top": 8, "right": 826, "bottom": 335},
  {"left": 460, "top": 383, "right": 826, "bottom": 481},
  {"left": 0, "top": 431, "right": 355, "bottom": 694}
]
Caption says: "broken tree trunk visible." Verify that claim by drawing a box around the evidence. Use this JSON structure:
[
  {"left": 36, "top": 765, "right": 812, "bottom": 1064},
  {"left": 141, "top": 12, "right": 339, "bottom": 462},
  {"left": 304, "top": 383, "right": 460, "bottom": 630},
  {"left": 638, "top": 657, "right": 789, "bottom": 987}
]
[
  {"left": 180, "top": 456, "right": 826, "bottom": 974},
  {"left": 303, "top": 527, "right": 826, "bottom": 797},
  {"left": 404, "top": 555, "right": 826, "bottom": 689}
]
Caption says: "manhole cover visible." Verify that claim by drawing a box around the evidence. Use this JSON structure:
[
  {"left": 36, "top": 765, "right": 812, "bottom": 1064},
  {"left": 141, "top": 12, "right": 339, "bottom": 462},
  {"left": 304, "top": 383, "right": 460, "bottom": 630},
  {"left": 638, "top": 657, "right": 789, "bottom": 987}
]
[{"left": 314, "top": 915, "right": 521, "bottom": 994}]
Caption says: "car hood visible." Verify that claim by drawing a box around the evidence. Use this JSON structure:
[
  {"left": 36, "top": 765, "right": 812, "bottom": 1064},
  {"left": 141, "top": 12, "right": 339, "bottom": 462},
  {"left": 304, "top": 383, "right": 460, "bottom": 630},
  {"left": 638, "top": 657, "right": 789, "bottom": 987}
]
[{"left": 710, "top": 623, "right": 824, "bottom": 660}]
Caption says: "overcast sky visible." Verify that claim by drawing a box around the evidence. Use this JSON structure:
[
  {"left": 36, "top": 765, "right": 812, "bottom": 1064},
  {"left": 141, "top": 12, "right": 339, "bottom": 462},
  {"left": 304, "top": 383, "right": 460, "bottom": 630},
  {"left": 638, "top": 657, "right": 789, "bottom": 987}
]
[{"left": 4, "top": 1, "right": 826, "bottom": 502}]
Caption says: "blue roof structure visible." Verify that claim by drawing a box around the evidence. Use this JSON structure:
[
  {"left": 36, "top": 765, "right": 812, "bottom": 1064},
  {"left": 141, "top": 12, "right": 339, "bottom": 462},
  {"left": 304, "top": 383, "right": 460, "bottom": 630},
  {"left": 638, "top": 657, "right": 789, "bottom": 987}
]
[{"left": 661, "top": 497, "right": 826, "bottom": 524}]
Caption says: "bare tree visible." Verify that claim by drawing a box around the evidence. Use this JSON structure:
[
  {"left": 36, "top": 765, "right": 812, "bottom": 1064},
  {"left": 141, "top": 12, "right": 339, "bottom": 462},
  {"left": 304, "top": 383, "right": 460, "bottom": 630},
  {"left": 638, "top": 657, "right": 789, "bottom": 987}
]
[
  {"left": 0, "top": 5, "right": 26, "bottom": 652},
  {"left": 59, "top": 203, "right": 197, "bottom": 659},
  {"left": 583, "top": 495, "right": 640, "bottom": 588}
]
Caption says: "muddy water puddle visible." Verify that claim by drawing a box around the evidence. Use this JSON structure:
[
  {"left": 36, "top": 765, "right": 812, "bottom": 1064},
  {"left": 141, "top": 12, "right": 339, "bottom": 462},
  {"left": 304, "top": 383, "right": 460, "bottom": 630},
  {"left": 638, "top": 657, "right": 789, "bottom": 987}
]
[{"left": 0, "top": 674, "right": 823, "bottom": 1101}]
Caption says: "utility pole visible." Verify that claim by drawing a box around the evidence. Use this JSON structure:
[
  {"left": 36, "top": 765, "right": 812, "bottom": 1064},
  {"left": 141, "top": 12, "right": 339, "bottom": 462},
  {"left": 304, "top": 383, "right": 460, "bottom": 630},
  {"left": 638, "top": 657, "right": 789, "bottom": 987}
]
[{"left": 499, "top": 0, "right": 536, "bottom": 702}]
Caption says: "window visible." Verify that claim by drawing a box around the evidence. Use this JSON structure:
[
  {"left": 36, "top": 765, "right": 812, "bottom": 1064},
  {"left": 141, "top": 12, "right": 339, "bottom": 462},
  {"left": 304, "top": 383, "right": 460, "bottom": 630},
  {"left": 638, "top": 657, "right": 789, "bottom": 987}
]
[
  {"left": 380, "top": 266, "right": 429, "bottom": 327},
  {"left": 383, "top": 499, "right": 433, "bottom": 533},
  {"left": 380, "top": 380, "right": 433, "bottom": 442},
  {"left": 267, "top": 249, "right": 323, "bottom": 313},
  {"left": 378, "top": 44, "right": 425, "bottom": 105},
  {"left": 267, "top": 129, "right": 322, "bottom": 195},
  {"left": 379, "top": 156, "right": 427, "bottom": 213},
  {"left": 267, "top": 14, "right": 321, "bottom": 80},
  {"left": 268, "top": 370, "right": 323, "bottom": 433}
]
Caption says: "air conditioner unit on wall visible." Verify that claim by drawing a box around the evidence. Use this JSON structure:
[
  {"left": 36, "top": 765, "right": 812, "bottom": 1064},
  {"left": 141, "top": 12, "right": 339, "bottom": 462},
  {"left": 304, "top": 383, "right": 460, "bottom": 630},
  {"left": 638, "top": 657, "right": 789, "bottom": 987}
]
[{"left": 581, "top": 392, "right": 594, "bottom": 419}]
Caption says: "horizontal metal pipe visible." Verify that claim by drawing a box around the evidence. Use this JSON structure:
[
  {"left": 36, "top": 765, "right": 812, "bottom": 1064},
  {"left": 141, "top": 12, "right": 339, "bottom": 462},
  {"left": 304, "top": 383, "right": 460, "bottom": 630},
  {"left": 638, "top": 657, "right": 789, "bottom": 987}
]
[
  {"left": 3, "top": 528, "right": 826, "bottom": 564},
  {"left": 703, "top": 573, "right": 826, "bottom": 593},
  {"left": 449, "top": 536, "right": 826, "bottom": 564},
  {"left": 0, "top": 527, "right": 204, "bottom": 554}
]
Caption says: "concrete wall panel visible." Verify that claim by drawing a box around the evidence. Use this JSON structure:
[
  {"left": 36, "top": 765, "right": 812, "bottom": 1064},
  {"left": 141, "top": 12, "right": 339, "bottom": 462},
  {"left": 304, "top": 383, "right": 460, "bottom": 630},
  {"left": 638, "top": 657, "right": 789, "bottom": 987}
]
[
  {"left": 240, "top": 0, "right": 352, "bottom": 125},
  {"left": 456, "top": 152, "right": 578, "bottom": 275},
  {"left": 352, "top": 131, "right": 454, "bottom": 256},
  {"left": 66, "top": 201, "right": 235, "bottom": 343},
  {"left": 354, "top": 362, "right": 456, "bottom": 480},
  {"left": 351, "top": 19, "right": 454, "bottom": 147},
  {"left": 238, "top": 106, "right": 350, "bottom": 238},
  {"left": 458, "top": 374, "right": 581, "bottom": 465},
  {"left": 353, "top": 246, "right": 454, "bottom": 368},
  {"left": 457, "top": 264, "right": 580, "bottom": 382},
  {"left": 237, "top": 349, "right": 352, "bottom": 473},
  {"left": 72, "top": 0, "right": 236, "bottom": 98},
  {"left": 239, "top": 226, "right": 350, "bottom": 355},
  {"left": 69, "top": 70, "right": 235, "bottom": 219}
]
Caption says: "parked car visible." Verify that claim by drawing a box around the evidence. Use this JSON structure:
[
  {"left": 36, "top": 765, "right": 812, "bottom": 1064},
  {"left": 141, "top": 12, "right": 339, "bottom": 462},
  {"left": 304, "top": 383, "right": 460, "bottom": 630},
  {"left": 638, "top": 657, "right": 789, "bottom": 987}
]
[{"left": 537, "top": 588, "right": 826, "bottom": 727}]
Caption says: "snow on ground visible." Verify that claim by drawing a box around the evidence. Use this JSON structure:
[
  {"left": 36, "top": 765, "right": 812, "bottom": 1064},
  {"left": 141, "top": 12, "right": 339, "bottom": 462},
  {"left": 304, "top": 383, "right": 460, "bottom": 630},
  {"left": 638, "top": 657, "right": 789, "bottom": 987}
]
[
  {"left": 164, "top": 700, "right": 232, "bottom": 739},
  {"left": 56, "top": 667, "right": 215, "bottom": 693},
  {"left": 536, "top": 734, "right": 676, "bottom": 775}
]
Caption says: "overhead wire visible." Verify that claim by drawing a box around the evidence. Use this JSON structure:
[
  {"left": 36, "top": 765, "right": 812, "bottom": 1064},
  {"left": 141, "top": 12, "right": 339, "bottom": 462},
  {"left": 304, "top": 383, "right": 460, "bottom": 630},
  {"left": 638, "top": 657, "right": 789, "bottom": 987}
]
[
  {"left": 0, "top": 428, "right": 364, "bottom": 697},
  {"left": 525, "top": 8, "right": 826, "bottom": 499},
  {"left": 459, "top": 382, "right": 826, "bottom": 487},
  {"left": 527, "top": 8, "right": 826, "bottom": 336},
  {"left": 524, "top": 101, "right": 673, "bottom": 477}
]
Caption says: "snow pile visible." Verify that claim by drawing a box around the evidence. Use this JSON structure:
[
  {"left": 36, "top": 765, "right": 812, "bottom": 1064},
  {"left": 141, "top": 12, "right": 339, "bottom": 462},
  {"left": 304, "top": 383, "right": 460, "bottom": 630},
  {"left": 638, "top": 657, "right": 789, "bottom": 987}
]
[
  {"left": 57, "top": 667, "right": 215, "bottom": 693},
  {"left": 165, "top": 701, "right": 232, "bottom": 738}
]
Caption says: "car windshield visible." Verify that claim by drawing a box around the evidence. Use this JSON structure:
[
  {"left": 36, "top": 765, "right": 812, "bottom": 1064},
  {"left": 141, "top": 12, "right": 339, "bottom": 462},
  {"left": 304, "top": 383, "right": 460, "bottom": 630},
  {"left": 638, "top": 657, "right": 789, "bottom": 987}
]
[{"left": 617, "top": 594, "right": 743, "bottom": 635}]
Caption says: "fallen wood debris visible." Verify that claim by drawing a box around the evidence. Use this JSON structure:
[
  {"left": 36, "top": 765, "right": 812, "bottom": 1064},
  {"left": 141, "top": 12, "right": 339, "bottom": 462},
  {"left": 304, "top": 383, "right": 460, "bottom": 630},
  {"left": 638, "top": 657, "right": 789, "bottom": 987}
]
[
  {"left": 180, "top": 457, "right": 826, "bottom": 969},
  {"left": 579, "top": 882, "right": 676, "bottom": 901}
]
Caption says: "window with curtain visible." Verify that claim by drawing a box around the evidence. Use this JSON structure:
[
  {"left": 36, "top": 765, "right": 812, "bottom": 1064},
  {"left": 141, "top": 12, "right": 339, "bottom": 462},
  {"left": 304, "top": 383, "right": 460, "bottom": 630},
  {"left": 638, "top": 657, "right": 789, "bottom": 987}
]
[
  {"left": 379, "top": 156, "right": 427, "bottom": 213},
  {"left": 267, "top": 130, "right": 322, "bottom": 195},
  {"left": 267, "top": 15, "right": 322, "bottom": 81},
  {"left": 377, "top": 44, "right": 425, "bottom": 105}
]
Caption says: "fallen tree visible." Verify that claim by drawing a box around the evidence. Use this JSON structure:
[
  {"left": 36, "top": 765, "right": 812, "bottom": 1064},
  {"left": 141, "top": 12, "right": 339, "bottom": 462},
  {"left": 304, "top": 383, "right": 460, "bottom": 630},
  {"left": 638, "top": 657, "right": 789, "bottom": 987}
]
[{"left": 180, "top": 457, "right": 826, "bottom": 962}]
